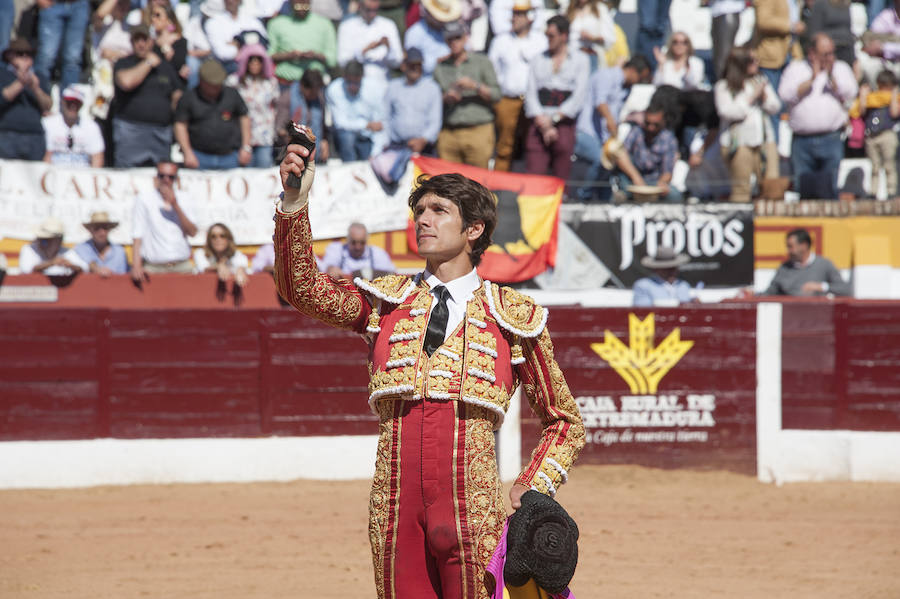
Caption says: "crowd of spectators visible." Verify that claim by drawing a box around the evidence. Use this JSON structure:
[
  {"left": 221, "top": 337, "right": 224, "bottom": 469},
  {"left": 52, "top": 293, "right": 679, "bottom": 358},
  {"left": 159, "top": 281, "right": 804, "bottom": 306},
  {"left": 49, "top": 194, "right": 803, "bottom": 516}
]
[
  {"left": 3, "top": 0, "right": 900, "bottom": 203},
  {"left": 0, "top": 0, "right": 895, "bottom": 297}
]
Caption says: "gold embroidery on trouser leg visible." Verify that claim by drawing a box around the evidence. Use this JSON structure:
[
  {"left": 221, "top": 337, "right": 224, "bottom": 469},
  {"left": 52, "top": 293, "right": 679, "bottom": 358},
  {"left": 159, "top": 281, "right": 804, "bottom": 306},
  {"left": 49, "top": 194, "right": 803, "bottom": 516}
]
[
  {"left": 369, "top": 402, "right": 398, "bottom": 599},
  {"left": 463, "top": 411, "right": 506, "bottom": 599}
]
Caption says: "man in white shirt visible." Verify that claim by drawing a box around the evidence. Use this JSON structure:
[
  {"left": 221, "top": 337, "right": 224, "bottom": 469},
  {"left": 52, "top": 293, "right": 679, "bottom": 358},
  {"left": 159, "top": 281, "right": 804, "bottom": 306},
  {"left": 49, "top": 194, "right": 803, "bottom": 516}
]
[
  {"left": 43, "top": 85, "right": 105, "bottom": 167},
  {"left": 18, "top": 217, "right": 87, "bottom": 276},
  {"left": 131, "top": 161, "right": 199, "bottom": 282},
  {"left": 319, "top": 222, "right": 396, "bottom": 279},
  {"left": 337, "top": 0, "right": 403, "bottom": 84},
  {"left": 488, "top": 0, "right": 547, "bottom": 171},
  {"left": 205, "top": 0, "right": 267, "bottom": 72}
]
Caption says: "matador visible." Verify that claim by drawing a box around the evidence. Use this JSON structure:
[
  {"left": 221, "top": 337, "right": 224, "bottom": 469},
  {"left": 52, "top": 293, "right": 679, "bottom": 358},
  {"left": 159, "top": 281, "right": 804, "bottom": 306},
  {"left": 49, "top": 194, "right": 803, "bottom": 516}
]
[{"left": 274, "top": 142, "right": 585, "bottom": 598}]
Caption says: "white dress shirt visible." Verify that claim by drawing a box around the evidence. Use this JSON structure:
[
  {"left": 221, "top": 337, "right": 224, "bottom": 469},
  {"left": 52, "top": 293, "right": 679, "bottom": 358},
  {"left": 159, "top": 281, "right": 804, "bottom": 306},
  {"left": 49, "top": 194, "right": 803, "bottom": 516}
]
[
  {"left": 652, "top": 56, "right": 708, "bottom": 90},
  {"left": 18, "top": 242, "right": 87, "bottom": 275},
  {"left": 488, "top": 29, "right": 547, "bottom": 97},
  {"left": 132, "top": 189, "right": 196, "bottom": 264},
  {"left": 714, "top": 76, "right": 781, "bottom": 148},
  {"left": 337, "top": 14, "right": 403, "bottom": 83},
  {"left": 424, "top": 268, "right": 481, "bottom": 342},
  {"left": 193, "top": 248, "right": 249, "bottom": 273},
  {"left": 205, "top": 11, "right": 267, "bottom": 61}
]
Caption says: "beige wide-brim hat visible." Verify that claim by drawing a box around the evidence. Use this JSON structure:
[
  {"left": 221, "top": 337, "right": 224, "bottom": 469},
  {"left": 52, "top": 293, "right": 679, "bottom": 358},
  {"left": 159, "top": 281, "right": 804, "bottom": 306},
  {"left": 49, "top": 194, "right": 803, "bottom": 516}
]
[
  {"left": 83, "top": 211, "right": 119, "bottom": 229},
  {"left": 422, "top": 0, "right": 462, "bottom": 23},
  {"left": 627, "top": 184, "right": 666, "bottom": 202},
  {"left": 600, "top": 138, "right": 624, "bottom": 171},
  {"left": 34, "top": 217, "right": 65, "bottom": 239},
  {"left": 640, "top": 246, "right": 689, "bottom": 269}
]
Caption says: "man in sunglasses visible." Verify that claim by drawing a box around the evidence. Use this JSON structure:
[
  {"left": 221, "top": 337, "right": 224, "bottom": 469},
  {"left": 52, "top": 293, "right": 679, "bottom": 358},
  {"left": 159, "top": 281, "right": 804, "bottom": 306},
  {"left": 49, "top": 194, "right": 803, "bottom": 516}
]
[
  {"left": 131, "top": 161, "right": 199, "bottom": 282},
  {"left": 73, "top": 211, "right": 128, "bottom": 276},
  {"left": 42, "top": 85, "right": 105, "bottom": 167}
]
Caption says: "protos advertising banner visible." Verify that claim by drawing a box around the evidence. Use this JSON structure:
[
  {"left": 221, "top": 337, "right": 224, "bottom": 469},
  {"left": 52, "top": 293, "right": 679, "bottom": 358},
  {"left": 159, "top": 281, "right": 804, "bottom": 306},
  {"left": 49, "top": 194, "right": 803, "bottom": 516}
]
[{"left": 560, "top": 203, "right": 754, "bottom": 287}]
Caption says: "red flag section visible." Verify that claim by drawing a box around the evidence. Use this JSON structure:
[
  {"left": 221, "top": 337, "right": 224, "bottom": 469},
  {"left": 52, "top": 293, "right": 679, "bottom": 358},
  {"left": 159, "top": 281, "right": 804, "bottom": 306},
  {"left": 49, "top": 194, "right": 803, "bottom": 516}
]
[{"left": 407, "top": 157, "right": 563, "bottom": 283}]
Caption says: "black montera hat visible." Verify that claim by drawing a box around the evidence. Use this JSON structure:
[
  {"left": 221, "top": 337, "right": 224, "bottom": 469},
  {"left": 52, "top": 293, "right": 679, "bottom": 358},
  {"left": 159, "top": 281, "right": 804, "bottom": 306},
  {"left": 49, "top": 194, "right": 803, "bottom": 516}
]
[{"left": 504, "top": 490, "right": 579, "bottom": 594}]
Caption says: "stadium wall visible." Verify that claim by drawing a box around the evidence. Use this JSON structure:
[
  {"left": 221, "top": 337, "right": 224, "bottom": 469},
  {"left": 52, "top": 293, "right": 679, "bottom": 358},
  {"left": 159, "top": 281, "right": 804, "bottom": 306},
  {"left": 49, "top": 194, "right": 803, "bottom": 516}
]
[{"left": 1, "top": 286, "right": 899, "bottom": 488}]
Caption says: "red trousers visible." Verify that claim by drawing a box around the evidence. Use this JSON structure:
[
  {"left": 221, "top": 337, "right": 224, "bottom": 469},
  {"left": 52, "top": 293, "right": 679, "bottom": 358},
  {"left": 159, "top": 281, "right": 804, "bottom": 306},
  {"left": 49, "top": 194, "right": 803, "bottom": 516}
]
[
  {"left": 370, "top": 399, "right": 506, "bottom": 599},
  {"left": 524, "top": 119, "right": 576, "bottom": 181}
]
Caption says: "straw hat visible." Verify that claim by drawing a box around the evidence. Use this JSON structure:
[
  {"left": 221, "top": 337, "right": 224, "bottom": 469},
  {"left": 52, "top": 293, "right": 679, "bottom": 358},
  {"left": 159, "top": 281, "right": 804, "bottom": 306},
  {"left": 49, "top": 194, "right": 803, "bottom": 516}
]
[
  {"left": 640, "top": 246, "right": 689, "bottom": 269},
  {"left": 83, "top": 211, "right": 119, "bottom": 229},
  {"left": 512, "top": 0, "right": 533, "bottom": 11},
  {"left": 627, "top": 183, "right": 666, "bottom": 202},
  {"left": 600, "top": 138, "right": 624, "bottom": 171},
  {"left": 422, "top": 0, "right": 462, "bottom": 23},
  {"left": 35, "top": 217, "right": 65, "bottom": 239}
]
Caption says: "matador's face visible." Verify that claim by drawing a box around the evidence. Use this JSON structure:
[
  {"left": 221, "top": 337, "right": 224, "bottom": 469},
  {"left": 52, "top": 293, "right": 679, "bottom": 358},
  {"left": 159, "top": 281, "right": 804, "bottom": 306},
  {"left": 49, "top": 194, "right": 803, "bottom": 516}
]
[{"left": 413, "top": 193, "right": 470, "bottom": 263}]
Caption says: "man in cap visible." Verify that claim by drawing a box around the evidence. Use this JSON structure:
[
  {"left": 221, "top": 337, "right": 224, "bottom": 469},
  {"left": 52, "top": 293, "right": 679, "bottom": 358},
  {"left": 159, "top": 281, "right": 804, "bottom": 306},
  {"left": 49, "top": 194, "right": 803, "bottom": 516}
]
[
  {"left": 131, "top": 161, "right": 199, "bottom": 281},
  {"left": 112, "top": 25, "right": 184, "bottom": 167},
  {"left": 18, "top": 217, "right": 87, "bottom": 276},
  {"left": 43, "top": 85, "right": 105, "bottom": 167},
  {"left": 404, "top": 0, "right": 459, "bottom": 75},
  {"left": 324, "top": 59, "right": 385, "bottom": 161},
  {"left": 174, "top": 59, "right": 251, "bottom": 169},
  {"left": 337, "top": 0, "right": 403, "bottom": 84},
  {"left": 33, "top": 0, "right": 90, "bottom": 93},
  {"left": 267, "top": 0, "right": 336, "bottom": 83},
  {"left": 0, "top": 38, "right": 52, "bottom": 160},
  {"left": 523, "top": 15, "right": 589, "bottom": 183},
  {"left": 433, "top": 19, "right": 501, "bottom": 168},
  {"left": 384, "top": 48, "right": 442, "bottom": 154},
  {"left": 633, "top": 246, "right": 695, "bottom": 306},
  {"left": 73, "top": 211, "right": 129, "bottom": 276},
  {"left": 488, "top": 0, "right": 547, "bottom": 171}
]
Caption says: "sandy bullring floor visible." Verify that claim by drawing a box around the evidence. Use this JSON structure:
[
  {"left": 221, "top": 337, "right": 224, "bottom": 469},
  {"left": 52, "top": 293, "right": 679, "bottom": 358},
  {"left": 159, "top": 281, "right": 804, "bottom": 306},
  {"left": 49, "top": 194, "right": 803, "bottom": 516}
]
[{"left": 2, "top": 465, "right": 898, "bottom": 598}]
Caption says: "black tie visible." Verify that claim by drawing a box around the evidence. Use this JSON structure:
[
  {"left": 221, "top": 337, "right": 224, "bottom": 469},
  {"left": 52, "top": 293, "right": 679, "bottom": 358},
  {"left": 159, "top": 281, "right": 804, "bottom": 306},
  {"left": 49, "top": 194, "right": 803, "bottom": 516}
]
[{"left": 423, "top": 285, "right": 450, "bottom": 357}]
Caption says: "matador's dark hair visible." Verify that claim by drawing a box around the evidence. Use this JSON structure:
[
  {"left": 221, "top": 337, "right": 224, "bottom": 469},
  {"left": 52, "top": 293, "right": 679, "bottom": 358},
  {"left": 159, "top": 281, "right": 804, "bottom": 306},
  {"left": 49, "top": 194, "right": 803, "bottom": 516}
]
[{"left": 408, "top": 173, "right": 497, "bottom": 266}]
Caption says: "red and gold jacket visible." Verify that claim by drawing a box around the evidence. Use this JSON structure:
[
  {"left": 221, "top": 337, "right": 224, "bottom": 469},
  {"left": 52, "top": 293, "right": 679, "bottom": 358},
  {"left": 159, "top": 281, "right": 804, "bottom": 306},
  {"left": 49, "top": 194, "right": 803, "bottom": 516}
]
[{"left": 274, "top": 204, "right": 585, "bottom": 498}]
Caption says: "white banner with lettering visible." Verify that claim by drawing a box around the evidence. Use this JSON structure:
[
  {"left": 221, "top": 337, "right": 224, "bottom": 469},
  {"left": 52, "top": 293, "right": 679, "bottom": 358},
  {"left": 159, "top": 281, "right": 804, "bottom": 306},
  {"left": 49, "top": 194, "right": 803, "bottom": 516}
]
[{"left": 0, "top": 159, "right": 413, "bottom": 246}]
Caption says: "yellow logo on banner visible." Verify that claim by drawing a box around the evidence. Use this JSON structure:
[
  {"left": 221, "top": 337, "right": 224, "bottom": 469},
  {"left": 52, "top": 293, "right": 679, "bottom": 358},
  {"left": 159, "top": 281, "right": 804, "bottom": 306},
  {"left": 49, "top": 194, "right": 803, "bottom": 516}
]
[{"left": 590, "top": 314, "right": 694, "bottom": 394}]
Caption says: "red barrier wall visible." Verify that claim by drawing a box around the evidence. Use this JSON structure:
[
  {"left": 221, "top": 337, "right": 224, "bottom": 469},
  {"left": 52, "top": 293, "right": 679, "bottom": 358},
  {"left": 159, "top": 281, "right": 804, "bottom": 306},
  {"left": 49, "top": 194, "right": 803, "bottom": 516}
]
[
  {"left": 2, "top": 276, "right": 899, "bottom": 475},
  {"left": 781, "top": 301, "right": 900, "bottom": 431}
]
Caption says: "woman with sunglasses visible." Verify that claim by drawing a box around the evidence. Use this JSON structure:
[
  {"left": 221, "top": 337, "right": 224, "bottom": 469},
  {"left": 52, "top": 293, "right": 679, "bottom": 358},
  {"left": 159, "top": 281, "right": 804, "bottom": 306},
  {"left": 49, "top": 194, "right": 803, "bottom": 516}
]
[
  {"left": 652, "top": 31, "right": 707, "bottom": 90},
  {"left": 193, "top": 223, "right": 249, "bottom": 288},
  {"left": 147, "top": 2, "right": 188, "bottom": 81}
]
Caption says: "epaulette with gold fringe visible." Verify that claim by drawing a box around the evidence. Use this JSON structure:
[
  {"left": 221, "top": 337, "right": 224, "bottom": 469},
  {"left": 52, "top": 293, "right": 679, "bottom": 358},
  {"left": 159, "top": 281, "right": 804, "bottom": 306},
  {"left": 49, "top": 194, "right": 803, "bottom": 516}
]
[
  {"left": 353, "top": 274, "right": 416, "bottom": 334},
  {"left": 482, "top": 281, "right": 548, "bottom": 338}
]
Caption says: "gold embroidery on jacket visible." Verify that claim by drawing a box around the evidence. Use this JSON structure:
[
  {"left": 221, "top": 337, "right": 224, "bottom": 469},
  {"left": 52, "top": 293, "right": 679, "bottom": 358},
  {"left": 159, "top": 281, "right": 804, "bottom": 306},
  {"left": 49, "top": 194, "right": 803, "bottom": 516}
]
[{"left": 278, "top": 208, "right": 365, "bottom": 329}]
